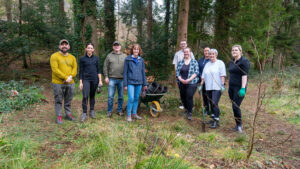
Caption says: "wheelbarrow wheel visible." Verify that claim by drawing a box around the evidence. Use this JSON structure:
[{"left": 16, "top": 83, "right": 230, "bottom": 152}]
[{"left": 149, "top": 101, "right": 161, "bottom": 117}]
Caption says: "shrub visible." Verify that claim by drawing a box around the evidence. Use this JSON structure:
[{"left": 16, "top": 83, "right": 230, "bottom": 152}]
[{"left": 0, "top": 80, "right": 45, "bottom": 113}]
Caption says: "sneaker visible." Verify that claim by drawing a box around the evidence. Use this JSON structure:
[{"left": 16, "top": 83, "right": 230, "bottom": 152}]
[
  {"left": 65, "top": 113, "right": 75, "bottom": 121},
  {"left": 118, "top": 112, "right": 124, "bottom": 116},
  {"left": 127, "top": 116, "right": 132, "bottom": 122},
  {"left": 90, "top": 110, "right": 96, "bottom": 119},
  {"left": 56, "top": 115, "right": 63, "bottom": 124},
  {"left": 237, "top": 125, "right": 243, "bottom": 134},
  {"left": 187, "top": 115, "right": 192, "bottom": 120},
  {"left": 179, "top": 106, "right": 184, "bottom": 110},
  {"left": 133, "top": 114, "right": 142, "bottom": 120},
  {"left": 107, "top": 112, "right": 112, "bottom": 118},
  {"left": 80, "top": 113, "right": 87, "bottom": 122}
]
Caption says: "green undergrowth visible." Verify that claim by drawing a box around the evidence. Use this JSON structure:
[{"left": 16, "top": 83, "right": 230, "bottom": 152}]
[{"left": 0, "top": 80, "right": 45, "bottom": 113}]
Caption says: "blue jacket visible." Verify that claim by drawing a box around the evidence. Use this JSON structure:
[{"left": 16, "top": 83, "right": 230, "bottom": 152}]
[
  {"left": 198, "top": 56, "right": 210, "bottom": 82},
  {"left": 123, "top": 55, "right": 147, "bottom": 86}
]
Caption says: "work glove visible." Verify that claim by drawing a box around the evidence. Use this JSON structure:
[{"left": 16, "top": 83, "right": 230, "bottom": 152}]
[
  {"left": 96, "top": 84, "right": 102, "bottom": 94},
  {"left": 221, "top": 84, "right": 226, "bottom": 93},
  {"left": 238, "top": 88, "right": 246, "bottom": 97},
  {"left": 197, "top": 84, "right": 203, "bottom": 93}
]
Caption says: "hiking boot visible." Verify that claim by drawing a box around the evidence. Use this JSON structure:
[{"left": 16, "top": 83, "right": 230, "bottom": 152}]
[
  {"left": 187, "top": 114, "right": 192, "bottom": 120},
  {"left": 65, "top": 113, "right": 75, "bottom": 121},
  {"left": 56, "top": 115, "right": 63, "bottom": 124},
  {"left": 133, "top": 114, "right": 142, "bottom": 120},
  {"left": 107, "top": 112, "right": 112, "bottom": 118},
  {"left": 209, "top": 120, "right": 219, "bottom": 129},
  {"left": 90, "top": 110, "right": 96, "bottom": 119},
  {"left": 127, "top": 115, "right": 132, "bottom": 122},
  {"left": 118, "top": 111, "right": 124, "bottom": 116},
  {"left": 80, "top": 113, "right": 87, "bottom": 122},
  {"left": 237, "top": 125, "right": 243, "bottom": 134},
  {"left": 206, "top": 119, "right": 214, "bottom": 124},
  {"left": 231, "top": 125, "right": 238, "bottom": 131}
]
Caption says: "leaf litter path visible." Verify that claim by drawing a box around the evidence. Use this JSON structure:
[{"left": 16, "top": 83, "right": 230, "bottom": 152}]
[{"left": 1, "top": 62, "right": 299, "bottom": 168}]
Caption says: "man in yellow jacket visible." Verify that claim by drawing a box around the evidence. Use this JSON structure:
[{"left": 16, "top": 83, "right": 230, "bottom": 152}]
[{"left": 50, "top": 39, "right": 77, "bottom": 124}]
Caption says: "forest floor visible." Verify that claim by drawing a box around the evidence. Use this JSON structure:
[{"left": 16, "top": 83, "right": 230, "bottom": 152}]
[{"left": 0, "top": 56, "right": 299, "bottom": 168}]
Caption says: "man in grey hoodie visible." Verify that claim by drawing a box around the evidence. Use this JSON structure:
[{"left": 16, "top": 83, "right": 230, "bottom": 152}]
[{"left": 103, "top": 41, "right": 127, "bottom": 117}]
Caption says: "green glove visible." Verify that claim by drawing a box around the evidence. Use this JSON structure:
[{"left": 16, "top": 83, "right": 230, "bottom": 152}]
[
  {"left": 238, "top": 88, "right": 246, "bottom": 97},
  {"left": 198, "top": 85, "right": 203, "bottom": 93}
]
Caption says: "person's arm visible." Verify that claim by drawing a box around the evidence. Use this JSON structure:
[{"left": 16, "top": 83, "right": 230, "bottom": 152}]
[
  {"left": 142, "top": 60, "right": 147, "bottom": 87},
  {"left": 79, "top": 58, "right": 83, "bottom": 90},
  {"left": 70, "top": 56, "right": 77, "bottom": 79},
  {"left": 241, "top": 76, "right": 247, "bottom": 88},
  {"left": 187, "top": 73, "right": 197, "bottom": 83},
  {"left": 98, "top": 74, "right": 103, "bottom": 86},
  {"left": 103, "top": 55, "right": 109, "bottom": 84},
  {"left": 123, "top": 59, "right": 128, "bottom": 90},
  {"left": 50, "top": 55, "right": 68, "bottom": 80}
]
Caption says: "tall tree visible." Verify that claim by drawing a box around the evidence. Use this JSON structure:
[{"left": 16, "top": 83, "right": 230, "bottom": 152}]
[
  {"left": 58, "top": 0, "right": 65, "bottom": 19},
  {"left": 5, "top": 0, "right": 12, "bottom": 23},
  {"left": 165, "top": 0, "right": 170, "bottom": 54},
  {"left": 214, "top": 0, "right": 239, "bottom": 62},
  {"left": 147, "top": 0, "right": 153, "bottom": 40},
  {"left": 83, "top": 0, "right": 99, "bottom": 55},
  {"left": 135, "top": 0, "right": 145, "bottom": 43},
  {"left": 104, "top": 0, "right": 115, "bottom": 51},
  {"left": 176, "top": 0, "right": 189, "bottom": 50}
]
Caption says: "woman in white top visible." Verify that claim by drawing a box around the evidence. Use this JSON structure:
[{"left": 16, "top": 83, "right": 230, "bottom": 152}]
[{"left": 199, "top": 49, "right": 226, "bottom": 129}]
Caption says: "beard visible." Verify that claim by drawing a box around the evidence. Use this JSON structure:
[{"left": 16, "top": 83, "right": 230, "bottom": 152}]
[{"left": 60, "top": 47, "right": 68, "bottom": 54}]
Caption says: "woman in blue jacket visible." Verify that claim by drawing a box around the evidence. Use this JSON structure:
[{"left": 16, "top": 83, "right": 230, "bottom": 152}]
[{"left": 123, "top": 44, "right": 147, "bottom": 122}]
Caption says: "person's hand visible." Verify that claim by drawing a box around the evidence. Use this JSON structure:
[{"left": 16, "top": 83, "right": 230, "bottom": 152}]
[
  {"left": 124, "top": 86, "right": 127, "bottom": 91},
  {"left": 66, "top": 75, "right": 72, "bottom": 83},
  {"left": 221, "top": 84, "right": 226, "bottom": 93},
  {"left": 105, "top": 77, "right": 109, "bottom": 84},
  {"left": 143, "top": 86, "right": 147, "bottom": 91},
  {"left": 99, "top": 80, "right": 103, "bottom": 87},
  {"left": 238, "top": 88, "right": 246, "bottom": 97},
  {"left": 79, "top": 82, "right": 83, "bottom": 90},
  {"left": 197, "top": 84, "right": 203, "bottom": 93}
]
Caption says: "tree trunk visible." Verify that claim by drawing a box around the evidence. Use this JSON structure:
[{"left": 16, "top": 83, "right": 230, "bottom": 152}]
[
  {"left": 147, "top": 0, "right": 153, "bottom": 40},
  {"left": 59, "top": 0, "right": 65, "bottom": 18},
  {"left": 136, "top": 0, "right": 144, "bottom": 43},
  {"left": 176, "top": 0, "right": 189, "bottom": 50},
  {"left": 5, "top": 0, "right": 12, "bottom": 23},
  {"left": 82, "top": 0, "right": 99, "bottom": 55},
  {"left": 104, "top": 0, "right": 116, "bottom": 51},
  {"left": 19, "top": 0, "right": 28, "bottom": 68},
  {"left": 165, "top": 0, "right": 170, "bottom": 55}
]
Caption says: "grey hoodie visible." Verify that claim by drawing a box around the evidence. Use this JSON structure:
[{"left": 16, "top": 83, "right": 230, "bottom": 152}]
[{"left": 103, "top": 51, "right": 127, "bottom": 79}]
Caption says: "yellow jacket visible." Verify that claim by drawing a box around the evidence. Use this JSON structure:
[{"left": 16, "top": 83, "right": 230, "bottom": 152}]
[{"left": 50, "top": 52, "right": 77, "bottom": 84}]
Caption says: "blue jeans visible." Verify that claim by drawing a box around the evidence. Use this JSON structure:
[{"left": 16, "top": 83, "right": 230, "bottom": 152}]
[
  {"left": 108, "top": 78, "right": 124, "bottom": 113},
  {"left": 127, "top": 84, "right": 142, "bottom": 116}
]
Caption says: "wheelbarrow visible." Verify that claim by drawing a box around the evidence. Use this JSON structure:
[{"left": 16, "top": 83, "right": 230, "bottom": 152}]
[{"left": 138, "top": 92, "right": 166, "bottom": 117}]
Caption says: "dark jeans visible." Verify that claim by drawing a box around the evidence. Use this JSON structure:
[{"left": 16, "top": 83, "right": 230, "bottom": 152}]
[
  {"left": 82, "top": 80, "right": 98, "bottom": 114},
  {"left": 202, "top": 83, "right": 210, "bottom": 113},
  {"left": 207, "top": 90, "right": 222, "bottom": 121},
  {"left": 52, "top": 83, "right": 75, "bottom": 116},
  {"left": 179, "top": 83, "right": 197, "bottom": 115},
  {"left": 228, "top": 86, "right": 245, "bottom": 126}
]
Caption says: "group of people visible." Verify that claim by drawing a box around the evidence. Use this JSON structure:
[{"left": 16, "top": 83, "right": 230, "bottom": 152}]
[
  {"left": 50, "top": 39, "right": 146, "bottom": 124},
  {"left": 50, "top": 39, "right": 250, "bottom": 133},
  {"left": 174, "top": 41, "right": 250, "bottom": 133}
]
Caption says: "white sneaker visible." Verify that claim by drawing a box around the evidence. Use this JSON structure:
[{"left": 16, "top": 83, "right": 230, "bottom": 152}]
[
  {"left": 179, "top": 106, "right": 184, "bottom": 110},
  {"left": 127, "top": 116, "right": 132, "bottom": 122},
  {"left": 133, "top": 114, "right": 142, "bottom": 120}
]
